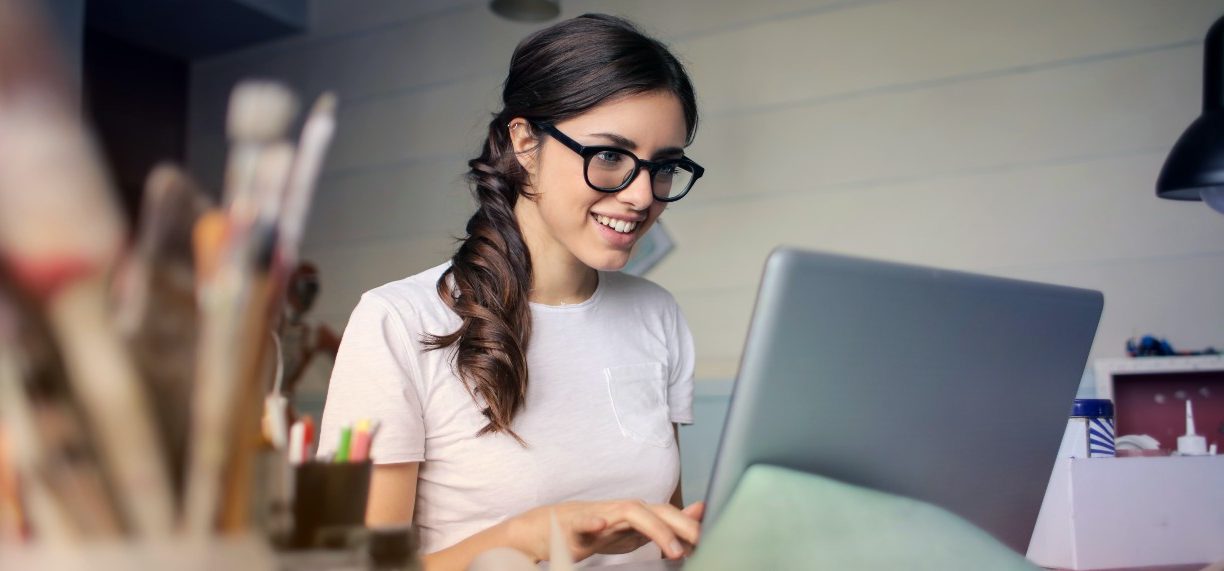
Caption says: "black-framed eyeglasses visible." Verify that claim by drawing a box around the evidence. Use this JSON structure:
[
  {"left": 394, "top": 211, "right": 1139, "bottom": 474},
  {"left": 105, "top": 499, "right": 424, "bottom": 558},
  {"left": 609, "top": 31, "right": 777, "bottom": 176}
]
[{"left": 531, "top": 121, "right": 704, "bottom": 202}]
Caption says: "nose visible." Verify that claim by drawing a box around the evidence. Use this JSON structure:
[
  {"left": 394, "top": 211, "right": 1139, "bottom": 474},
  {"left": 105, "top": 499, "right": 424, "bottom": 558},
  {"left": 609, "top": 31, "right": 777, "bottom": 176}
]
[{"left": 617, "top": 166, "right": 656, "bottom": 210}]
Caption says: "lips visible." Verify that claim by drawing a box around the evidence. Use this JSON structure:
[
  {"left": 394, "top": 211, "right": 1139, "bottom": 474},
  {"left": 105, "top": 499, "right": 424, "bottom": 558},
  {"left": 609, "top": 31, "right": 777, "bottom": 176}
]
[{"left": 590, "top": 213, "right": 641, "bottom": 249}]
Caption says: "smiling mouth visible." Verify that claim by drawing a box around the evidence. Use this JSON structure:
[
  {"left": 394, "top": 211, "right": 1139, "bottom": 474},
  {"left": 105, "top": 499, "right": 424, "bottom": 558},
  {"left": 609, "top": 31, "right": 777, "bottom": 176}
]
[{"left": 592, "top": 213, "right": 640, "bottom": 234}]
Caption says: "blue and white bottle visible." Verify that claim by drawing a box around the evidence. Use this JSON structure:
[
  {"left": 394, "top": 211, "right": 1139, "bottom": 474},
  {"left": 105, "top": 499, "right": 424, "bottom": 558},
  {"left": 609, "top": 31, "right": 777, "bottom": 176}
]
[{"left": 1068, "top": 398, "right": 1115, "bottom": 458}]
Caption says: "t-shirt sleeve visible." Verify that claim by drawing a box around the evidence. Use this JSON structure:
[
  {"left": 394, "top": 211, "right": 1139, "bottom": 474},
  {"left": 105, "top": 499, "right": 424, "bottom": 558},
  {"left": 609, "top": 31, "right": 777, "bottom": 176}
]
[
  {"left": 317, "top": 292, "right": 426, "bottom": 464},
  {"left": 666, "top": 301, "right": 696, "bottom": 425}
]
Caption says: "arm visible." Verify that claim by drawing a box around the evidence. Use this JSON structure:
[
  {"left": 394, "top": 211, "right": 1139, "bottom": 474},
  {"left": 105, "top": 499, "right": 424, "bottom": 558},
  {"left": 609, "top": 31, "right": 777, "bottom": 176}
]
[
  {"left": 669, "top": 424, "right": 683, "bottom": 510},
  {"left": 326, "top": 297, "right": 536, "bottom": 568},
  {"left": 365, "top": 462, "right": 418, "bottom": 526},
  {"left": 368, "top": 460, "right": 698, "bottom": 571},
  {"left": 420, "top": 502, "right": 697, "bottom": 571},
  {"left": 365, "top": 462, "right": 520, "bottom": 571}
]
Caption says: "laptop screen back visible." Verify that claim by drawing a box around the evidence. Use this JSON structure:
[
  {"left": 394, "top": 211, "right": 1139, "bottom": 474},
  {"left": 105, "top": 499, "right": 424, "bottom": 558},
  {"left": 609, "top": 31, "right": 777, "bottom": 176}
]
[{"left": 703, "top": 248, "right": 1103, "bottom": 552}]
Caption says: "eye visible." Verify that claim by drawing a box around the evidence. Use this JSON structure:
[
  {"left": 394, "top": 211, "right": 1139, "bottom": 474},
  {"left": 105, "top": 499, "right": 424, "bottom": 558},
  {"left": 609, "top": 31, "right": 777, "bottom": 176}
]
[{"left": 594, "top": 150, "right": 625, "bottom": 165}]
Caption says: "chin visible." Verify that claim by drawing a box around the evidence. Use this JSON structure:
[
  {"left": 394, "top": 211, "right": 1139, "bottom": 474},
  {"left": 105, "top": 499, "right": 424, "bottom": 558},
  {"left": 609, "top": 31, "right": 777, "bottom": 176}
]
[{"left": 582, "top": 250, "right": 632, "bottom": 272}]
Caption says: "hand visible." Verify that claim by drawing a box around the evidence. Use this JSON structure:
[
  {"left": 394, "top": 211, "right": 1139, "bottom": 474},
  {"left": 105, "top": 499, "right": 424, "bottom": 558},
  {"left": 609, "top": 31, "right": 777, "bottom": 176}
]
[
  {"left": 587, "top": 501, "right": 705, "bottom": 558},
  {"left": 507, "top": 500, "right": 704, "bottom": 563}
]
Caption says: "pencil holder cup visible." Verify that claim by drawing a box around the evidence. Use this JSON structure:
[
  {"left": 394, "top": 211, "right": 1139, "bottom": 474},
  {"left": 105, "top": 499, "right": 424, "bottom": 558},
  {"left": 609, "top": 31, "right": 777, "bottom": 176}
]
[{"left": 287, "top": 460, "right": 372, "bottom": 549}]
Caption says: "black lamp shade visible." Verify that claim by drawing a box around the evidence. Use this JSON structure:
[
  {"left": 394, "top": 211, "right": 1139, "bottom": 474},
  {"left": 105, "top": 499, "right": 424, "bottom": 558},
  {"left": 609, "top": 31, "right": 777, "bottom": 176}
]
[
  {"left": 1156, "top": 112, "right": 1224, "bottom": 200},
  {"left": 1157, "top": 14, "right": 1224, "bottom": 201}
]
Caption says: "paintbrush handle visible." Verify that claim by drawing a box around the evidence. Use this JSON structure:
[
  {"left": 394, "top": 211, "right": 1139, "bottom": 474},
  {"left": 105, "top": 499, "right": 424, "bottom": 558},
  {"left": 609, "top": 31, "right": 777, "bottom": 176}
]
[
  {"left": 183, "top": 274, "right": 247, "bottom": 535},
  {"left": 279, "top": 93, "right": 337, "bottom": 266},
  {"left": 45, "top": 278, "right": 175, "bottom": 537},
  {"left": 217, "top": 275, "right": 278, "bottom": 532}
]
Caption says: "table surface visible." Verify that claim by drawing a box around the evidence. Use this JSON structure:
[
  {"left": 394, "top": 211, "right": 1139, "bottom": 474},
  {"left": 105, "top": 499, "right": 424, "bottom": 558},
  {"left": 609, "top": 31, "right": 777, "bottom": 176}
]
[{"left": 584, "top": 559, "right": 1217, "bottom": 571}]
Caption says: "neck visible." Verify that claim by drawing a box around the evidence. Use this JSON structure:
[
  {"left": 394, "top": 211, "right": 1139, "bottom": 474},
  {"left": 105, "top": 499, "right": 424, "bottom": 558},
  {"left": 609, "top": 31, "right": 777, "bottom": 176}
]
[
  {"left": 530, "top": 257, "right": 598, "bottom": 306},
  {"left": 515, "top": 199, "right": 599, "bottom": 306}
]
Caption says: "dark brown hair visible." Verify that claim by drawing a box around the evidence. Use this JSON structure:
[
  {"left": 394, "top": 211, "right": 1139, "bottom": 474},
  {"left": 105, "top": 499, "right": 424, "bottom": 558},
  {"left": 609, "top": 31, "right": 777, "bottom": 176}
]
[{"left": 424, "top": 14, "right": 698, "bottom": 442}]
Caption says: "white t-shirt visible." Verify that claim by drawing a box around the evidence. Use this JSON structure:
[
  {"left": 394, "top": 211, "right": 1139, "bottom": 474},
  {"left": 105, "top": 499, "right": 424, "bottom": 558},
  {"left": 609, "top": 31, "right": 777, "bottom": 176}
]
[{"left": 318, "top": 262, "right": 695, "bottom": 565}]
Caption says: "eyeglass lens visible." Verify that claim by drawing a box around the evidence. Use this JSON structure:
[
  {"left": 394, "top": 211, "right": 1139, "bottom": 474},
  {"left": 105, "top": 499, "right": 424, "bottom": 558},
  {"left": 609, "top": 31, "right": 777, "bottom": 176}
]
[{"left": 587, "top": 150, "right": 696, "bottom": 200}]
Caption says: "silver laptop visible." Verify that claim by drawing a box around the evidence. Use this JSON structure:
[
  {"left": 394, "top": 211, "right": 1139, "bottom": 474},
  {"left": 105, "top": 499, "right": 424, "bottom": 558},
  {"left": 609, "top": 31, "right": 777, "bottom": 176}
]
[{"left": 701, "top": 247, "right": 1103, "bottom": 553}]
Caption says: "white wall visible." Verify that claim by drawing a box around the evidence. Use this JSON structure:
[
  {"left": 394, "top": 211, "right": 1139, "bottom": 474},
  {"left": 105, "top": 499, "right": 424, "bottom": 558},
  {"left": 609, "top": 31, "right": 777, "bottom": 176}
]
[{"left": 188, "top": 0, "right": 1224, "bottom": 382}]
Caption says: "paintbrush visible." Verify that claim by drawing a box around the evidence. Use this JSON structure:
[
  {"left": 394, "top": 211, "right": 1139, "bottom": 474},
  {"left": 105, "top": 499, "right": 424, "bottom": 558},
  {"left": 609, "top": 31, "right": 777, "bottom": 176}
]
[
  {"left": 234, "top": 92, "right": 340, "bottom": 527},
  {"left": 0, "top": 359, "right": 117, "bottom": 544},
  {"left": 278, "top": 92, "right": 338, "bottom": 269},
  {"left": 223, "top": 81, "right": 298, "bottom": 222},
  {"left": 550, "top": 510, "right": 576, "bottom": 571},
  {"left": 252, "top": 91, "right": 339, "bottom": 457},
  {"left": 112, "top": 164, "right": 212, "bottom": 507},
  {"left": 0, "top": 22, "right": 175, "bottom": 540},
  {"left": 184, "top": 81, "right": 297, "bottom": 535},
  {"left": 0, "top": 270, "right": 126, "bottom": 542},
  {"left": 0, "top": 0, "right": 165, "bottom": 539},
  {"left": 0, "top": 288, "right": 129, "bottom": 542},
  {"left": 256, "top": 92, "right": 339, "bottom": 456},
  {"left": 114, "top": 163, "right": 211, "bottom": 335},
  {"left": 216, "top": 92, "right": 343, "bottom": 533},
  {"left": 216, "top": 92, "right": 340, "bottom": 533},
  {"left": 0, "top": 295, "right": 68, "bottom": 543},
  {"left": 183, "top": 208, "right": 244, "bottom": 535},
  {"left": 217, "top": 143, "right": 295, "bottom": 532}
]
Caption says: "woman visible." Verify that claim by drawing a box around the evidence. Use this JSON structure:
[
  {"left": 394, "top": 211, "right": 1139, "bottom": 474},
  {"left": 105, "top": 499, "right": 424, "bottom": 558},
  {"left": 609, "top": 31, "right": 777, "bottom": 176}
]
[{"left": 319, "top": 14, "right": 706, "bottom": 569}]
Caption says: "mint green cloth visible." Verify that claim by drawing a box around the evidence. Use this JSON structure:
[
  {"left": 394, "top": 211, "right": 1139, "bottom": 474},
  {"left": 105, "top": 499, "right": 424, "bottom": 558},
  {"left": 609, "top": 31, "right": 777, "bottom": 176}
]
[{"left": 687, "top": 465, "right": 1038, "bottom": 570}]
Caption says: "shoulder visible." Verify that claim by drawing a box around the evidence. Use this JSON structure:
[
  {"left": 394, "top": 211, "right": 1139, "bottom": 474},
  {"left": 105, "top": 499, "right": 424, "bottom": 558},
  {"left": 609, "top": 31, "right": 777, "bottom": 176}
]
[
  {"left": 364, "top": 261, "right": 450, "bottom": 305},
  {"left": 353, "top": 261, "right": 456, "bottom": 330}
]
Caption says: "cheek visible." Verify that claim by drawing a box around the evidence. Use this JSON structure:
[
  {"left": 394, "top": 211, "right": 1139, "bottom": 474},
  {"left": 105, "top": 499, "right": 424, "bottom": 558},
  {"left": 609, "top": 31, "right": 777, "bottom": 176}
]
[
  {"left": 538, "top": 150, "right": 588, "bottom": 193},
  {"left": 535, "top": 182, "right": 602, "bottom": 236},
  {"left": 538, "top": 162, "right": 598, "bottom": 211}
]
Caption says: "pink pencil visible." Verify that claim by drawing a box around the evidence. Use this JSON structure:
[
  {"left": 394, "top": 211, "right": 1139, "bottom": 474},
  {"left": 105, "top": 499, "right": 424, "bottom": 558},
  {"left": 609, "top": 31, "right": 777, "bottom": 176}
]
[{"left": 350, "top": 419, "right": 372, "bottom": 462}]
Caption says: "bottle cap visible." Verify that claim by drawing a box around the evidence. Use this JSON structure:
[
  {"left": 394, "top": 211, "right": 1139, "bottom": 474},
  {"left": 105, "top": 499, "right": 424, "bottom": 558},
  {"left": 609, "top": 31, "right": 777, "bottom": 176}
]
[
  {"left": 1177, "top": 400, "right": 1208, "bottom": 456},
  {"left": 1071, "top": 398, "right": 1114, "bottom": 418}
]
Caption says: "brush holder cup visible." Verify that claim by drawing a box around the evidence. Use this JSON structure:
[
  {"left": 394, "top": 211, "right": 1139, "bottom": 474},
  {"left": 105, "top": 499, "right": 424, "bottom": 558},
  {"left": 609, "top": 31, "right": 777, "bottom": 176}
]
[{"left": 287, "top": 460, "right": 372, "bottom": 549}]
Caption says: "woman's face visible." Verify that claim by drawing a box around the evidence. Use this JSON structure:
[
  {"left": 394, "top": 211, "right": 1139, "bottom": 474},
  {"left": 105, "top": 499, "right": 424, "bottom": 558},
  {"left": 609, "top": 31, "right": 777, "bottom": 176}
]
[{"left": 511, "top": 90, "right": 688, "bottom": 272}]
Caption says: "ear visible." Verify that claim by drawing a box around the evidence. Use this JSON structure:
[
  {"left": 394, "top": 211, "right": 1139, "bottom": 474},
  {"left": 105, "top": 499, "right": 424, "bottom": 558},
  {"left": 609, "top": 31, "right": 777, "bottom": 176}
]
[{"left": 507, "top": 117, "right": 541, "bottom": 174}]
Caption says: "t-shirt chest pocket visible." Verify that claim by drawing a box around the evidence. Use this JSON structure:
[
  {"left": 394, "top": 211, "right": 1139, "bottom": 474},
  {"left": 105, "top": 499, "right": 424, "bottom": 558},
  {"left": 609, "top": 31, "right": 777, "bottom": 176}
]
[{"left": 604, "top": 362, "right": 672, "bottom": 448}]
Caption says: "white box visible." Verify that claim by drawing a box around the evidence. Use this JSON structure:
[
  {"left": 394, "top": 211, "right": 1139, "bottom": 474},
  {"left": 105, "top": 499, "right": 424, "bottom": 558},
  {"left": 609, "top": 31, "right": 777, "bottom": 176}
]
[{"left": 1027, "top": 455, "right": 1224, "bottom": 570}]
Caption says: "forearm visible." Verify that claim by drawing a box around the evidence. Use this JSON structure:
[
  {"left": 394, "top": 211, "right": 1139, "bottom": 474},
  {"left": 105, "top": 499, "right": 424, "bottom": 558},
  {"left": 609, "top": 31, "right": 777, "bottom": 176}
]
[{"left": 422, "top": 519, "right": 529, "bottom": 571}]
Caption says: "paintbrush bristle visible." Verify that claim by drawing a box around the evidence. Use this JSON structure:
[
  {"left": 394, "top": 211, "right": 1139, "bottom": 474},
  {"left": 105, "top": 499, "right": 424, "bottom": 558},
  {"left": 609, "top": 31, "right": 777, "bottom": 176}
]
[
  {"left": 0, "top": 91, "right": 126, "bottom": 297},
  {"left": 310, "top": 92, "right": 337, "bottom": 118},
  {"left": 226, "top": 81, "right": 298, "bottom": 143},
  {"left": 192, "top": 211, "right": 229, "bottom": 282}
]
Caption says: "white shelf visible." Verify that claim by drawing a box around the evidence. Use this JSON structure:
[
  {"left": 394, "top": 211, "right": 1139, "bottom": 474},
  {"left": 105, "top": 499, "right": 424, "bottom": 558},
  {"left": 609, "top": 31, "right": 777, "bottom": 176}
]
[{"left": 1094, "top": 355, "right": 1224, "bottom": 400}]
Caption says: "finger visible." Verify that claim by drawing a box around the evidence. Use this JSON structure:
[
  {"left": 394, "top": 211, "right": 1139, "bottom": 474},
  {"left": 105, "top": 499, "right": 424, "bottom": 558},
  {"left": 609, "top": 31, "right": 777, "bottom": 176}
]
[
  {"left": 682, "top": 501, "right": 705, "bottom": 522},
  {"left": 604, "top": 520, "right": 633, "bottom": 533},
  {"left": 571, "top": 514, "right": 608, "bottom": 535},
  {"left": 678, "top": 538, "right": 695, "bottom": 557},
  {"left": 646, "top": 503, "right": 701, "bottom": 546},
  {"left": 607, "top": 502, "right": 686, "bottom": 559}
]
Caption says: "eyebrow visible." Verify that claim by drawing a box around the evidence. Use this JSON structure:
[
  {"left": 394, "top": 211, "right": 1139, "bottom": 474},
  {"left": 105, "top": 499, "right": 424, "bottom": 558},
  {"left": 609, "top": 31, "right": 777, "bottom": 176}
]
[{"left": 588, "top": 132, "right": 685, "bottom": 158}]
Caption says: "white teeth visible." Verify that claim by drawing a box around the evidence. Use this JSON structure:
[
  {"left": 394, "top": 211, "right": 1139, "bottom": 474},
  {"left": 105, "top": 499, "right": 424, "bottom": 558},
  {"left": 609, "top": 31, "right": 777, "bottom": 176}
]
[{"left": 594, "top": 214, "right": 638, "bottom": 234}]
